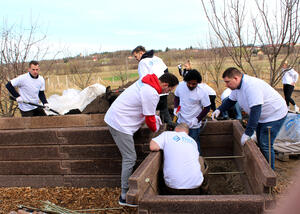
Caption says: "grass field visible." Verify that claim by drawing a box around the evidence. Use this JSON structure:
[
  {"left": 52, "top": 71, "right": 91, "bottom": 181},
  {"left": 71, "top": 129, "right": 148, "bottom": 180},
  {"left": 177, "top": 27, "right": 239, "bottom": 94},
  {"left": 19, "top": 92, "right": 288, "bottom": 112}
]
[{"left": 42, "top": 53, "right": 300, "bottom": 106}]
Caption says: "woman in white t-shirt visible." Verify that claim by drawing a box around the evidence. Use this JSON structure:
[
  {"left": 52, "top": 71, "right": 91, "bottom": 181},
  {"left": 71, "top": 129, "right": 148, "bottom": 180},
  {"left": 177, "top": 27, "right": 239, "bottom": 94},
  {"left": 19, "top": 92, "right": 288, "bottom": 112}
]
[{"left": 282, "top": 61, "right": 299, "bottom": 112}]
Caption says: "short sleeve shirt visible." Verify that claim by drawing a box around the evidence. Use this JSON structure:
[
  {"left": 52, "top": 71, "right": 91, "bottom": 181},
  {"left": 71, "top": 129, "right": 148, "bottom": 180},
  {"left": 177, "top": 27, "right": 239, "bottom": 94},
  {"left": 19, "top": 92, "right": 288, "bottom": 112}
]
[
  {"left": 152, "top": 131, "right": 203, "bottom": 189},
  {"left": 175, "top": 82, "right": 211, "bottom": 128},
  {"left": 138, "top": 56, "right": 167, "bottom": 78},
  {"left": 229, "top": 75, "right": 287, "bottom": 123},
  {"left": 104, "top": 79, "right": 159, "bottom": 135},
  {"left": 11, "top": 73, "right": 45, "bottom": 111}
]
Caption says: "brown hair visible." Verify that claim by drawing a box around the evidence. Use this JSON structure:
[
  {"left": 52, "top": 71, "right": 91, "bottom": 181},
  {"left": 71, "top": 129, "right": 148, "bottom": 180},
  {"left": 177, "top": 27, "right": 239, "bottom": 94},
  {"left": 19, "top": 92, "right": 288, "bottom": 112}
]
[
  {"left": 222, "top": 67, "right": 242, "bottom": 78},
  {"left": 131, "top": 46, "right": 146, "bottom": 55}
]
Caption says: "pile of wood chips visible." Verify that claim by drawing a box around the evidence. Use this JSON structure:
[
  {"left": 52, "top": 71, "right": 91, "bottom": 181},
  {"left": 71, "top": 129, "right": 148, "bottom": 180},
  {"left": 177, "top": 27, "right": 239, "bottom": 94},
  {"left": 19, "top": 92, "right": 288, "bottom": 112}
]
[{"left": 0, "top": 187, "right": 136, "bottom": 214}]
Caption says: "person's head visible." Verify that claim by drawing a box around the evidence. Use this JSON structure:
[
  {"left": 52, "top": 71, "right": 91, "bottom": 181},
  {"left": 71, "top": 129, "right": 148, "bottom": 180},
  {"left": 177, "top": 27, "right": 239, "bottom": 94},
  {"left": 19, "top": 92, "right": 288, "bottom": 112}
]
[
  {"left": 222, "top": 67, "right": 243, "bottom": 90},
  {"left": 183, "top": 69, "right": 202, "bottom": 90},
  {"left": 283, "top": 60, "right": 289, "bottom": 69},
  {"left": 132, "top": 45, "right": 146, "bottom": 62},
  {"left": 184, "top": 60, "right": 192, "bottom": 70},
  {"left": 175, "top": 123, "right": 189, "bottom": 134},
  {"left": 159, "top": 73, "right": 179, "bottom": 94},
  {"left": 28, "top": 60, "right": 40, "bottom": 77}
]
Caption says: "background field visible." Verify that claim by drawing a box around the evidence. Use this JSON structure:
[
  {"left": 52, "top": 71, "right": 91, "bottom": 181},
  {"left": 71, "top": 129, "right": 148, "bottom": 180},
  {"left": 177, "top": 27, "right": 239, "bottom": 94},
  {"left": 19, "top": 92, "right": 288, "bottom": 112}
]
[{"left": 40, "top": 49, "right": 300, "bottom": 107}]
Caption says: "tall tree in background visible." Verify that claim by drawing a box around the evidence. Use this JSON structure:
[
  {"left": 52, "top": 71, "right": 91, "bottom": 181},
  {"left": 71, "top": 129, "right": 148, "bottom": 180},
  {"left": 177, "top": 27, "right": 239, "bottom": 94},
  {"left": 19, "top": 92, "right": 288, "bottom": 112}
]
[{"left": 201, "top": 0, "right": 300, "bottom": 87}]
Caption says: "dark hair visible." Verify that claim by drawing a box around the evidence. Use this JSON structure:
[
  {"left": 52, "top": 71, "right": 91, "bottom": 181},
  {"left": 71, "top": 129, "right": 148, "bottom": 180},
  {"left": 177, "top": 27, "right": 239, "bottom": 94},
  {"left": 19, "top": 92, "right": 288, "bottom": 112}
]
[
  {"left": 222, "top": 67, "right": 242, "bottom": 78},
  {"left": 159, "top": 73, "right": 179, "bottom": 87},
  {"left": 183, "top": 69, "right": 202, "bottom": 83},
  {"left": 29, "top": 60, "right": 39, "bottom": 67},
  {"left": 132, "top": 46, "right": 146, "bottom": 55}
]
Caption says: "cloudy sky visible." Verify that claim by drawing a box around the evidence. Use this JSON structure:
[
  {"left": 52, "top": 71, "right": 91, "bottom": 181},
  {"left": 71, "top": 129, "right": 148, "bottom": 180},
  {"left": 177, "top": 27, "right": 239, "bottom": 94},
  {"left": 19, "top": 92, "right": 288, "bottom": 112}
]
[{"left": 2, "top": 0, "right": 209, "bottom": 58}]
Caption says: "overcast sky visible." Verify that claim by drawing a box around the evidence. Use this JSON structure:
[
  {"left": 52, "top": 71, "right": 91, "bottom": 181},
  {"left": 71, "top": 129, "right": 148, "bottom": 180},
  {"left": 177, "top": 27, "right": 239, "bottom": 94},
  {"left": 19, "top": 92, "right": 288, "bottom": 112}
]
[{"left": 2, "top": 0, "right": 210, "bottom": 58}]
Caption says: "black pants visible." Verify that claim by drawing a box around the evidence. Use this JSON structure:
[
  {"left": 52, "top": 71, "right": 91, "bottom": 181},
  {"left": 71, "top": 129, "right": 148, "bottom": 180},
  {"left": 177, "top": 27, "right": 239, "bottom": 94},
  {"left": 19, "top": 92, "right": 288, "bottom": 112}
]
[
  {"left": 20, "top": 108, "right": 47, "bottom": 117},
  {"left": 209, "top": 95, "right": 216, "bottom": 111},
  {"left": 156, "top": 95, "right": 172, "bottom": 124},
  {"left": 283, "top": 84, "right": 295, "bottom": 106}
]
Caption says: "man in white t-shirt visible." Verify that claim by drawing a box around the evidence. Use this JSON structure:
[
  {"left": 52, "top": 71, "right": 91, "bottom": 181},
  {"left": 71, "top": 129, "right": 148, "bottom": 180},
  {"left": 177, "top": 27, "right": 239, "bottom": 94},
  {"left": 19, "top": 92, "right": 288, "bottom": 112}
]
[
  {"left": 174, "top": 69, "right": 211, "bottom": 154},
  {"left": 6, "top": 60, "right": 50, "bottom": 117},
  {"left": 132, "top": 46, "right": 172, "bottom": 126},
  {"left": 149, "top": 123, "right": 204, "bottom": 194},
  {"left": 104, "top": 72, "right": 179, "bottom": 207},
  {"left": 212, "top": 67, "right": 288, "bottom": 169}
]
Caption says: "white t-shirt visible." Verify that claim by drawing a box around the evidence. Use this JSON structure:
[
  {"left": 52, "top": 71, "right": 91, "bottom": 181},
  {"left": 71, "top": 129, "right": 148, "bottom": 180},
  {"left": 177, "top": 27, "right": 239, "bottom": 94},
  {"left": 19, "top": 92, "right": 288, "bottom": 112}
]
[
  {"left": 229, "top": 75, "right": 288, "bottom": 123},
  {"left": 175, "top": 82, "right": 211, "bottom": 128},
  {"left": 152, "top": 131, "right": 203, "bottom": 189},
  {"left": 11, "top": 73, "right": 45, "bottom": 111},
  {"left": 282, "top": 68, "right": 299, "bottom": 85},
  {"left": 199, "top": 83, "right": 216, "bottom": 96},
  {"left": 221, "top": 88, "right": 232, "bottom": 101},
  {"left": 104, "top": 79, "right": 159, "bottom": 135},
  {"left": 138, "top": 56, "right": 167, "bottom": 78}
]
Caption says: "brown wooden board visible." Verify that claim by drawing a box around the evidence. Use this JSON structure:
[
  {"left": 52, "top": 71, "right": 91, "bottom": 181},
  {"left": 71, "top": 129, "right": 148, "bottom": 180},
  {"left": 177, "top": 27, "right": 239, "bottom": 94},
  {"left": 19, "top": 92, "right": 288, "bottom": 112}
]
[
  {"left": 233, "top": 121, "right": 276, "bottom": 193},
  {"left": 0, "top": 114, "right": 106, "bottom": 130},
  {"left": 139, "top": 195, "right": 265, "bottom": 214}
]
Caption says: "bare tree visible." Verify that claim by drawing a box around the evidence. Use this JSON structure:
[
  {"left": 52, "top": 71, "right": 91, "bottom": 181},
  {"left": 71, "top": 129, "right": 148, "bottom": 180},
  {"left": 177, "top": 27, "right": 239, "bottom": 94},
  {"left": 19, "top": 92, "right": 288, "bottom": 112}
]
[
  {"left": 0, "top": 20, "right": 56, "bottom": 117},
  {"left": 201, "top": 0, "right": 300, "bottom": 87},
  {"left": 200, "top": 36, "right": 227, "bottom": 96},
  {"left": 68, "top": 59, "right": 96, "bottom": 90},
  {"left": 112, "top": 57, "right": 129, "bottom": 87}
]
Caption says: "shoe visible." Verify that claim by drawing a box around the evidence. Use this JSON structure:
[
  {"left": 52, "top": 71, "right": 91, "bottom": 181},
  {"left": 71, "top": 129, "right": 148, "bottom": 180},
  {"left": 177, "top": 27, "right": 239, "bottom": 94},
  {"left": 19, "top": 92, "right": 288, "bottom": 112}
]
[
  {"left": 295, "top": 105, "right": 299, "bottom": 112},
  {"left": 118, "top": 196, "right": 138, "bottom": 207}
]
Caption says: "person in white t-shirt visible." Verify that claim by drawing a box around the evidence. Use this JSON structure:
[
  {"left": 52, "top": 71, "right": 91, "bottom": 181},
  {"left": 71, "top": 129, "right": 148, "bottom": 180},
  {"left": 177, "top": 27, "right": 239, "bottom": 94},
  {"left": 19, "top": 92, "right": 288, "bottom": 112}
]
[
  {"left": 212, "top": 67, "right": 288, "bottom": 169},
  {"left": 174, "top": 69, "right": 211, "bottom": 154},
  {"left": 281, "top": 61, "right": 299, "bottom": 112},
  {"left": 199, "top": 82, "right": 216, "bottom": 111},
  {"left": 149, "top": 123, "right": 204, "bottom": 194},
  {"left": 220, "top": 88, "right": 242, "bottom": 120},
  {"left": 5, "top": 60, "right": 50, "bottom": 117},
  {"left": 177, "top": 62, "right": 216, "bottom": 111},
  {"left": 104, "top": 72, "right": 179, "bottom": 207},
  {"left": 132, "top": 46, "right": 172, "bottom": 126}
]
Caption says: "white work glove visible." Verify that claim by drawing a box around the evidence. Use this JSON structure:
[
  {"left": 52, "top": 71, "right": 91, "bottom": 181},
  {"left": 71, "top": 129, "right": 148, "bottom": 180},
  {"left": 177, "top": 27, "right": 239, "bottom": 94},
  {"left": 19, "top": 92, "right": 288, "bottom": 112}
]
[
  {"left": 155, "top": 115, "right": 162, "bottom": 133},
  {"left": 211, "top": 109, "right": 220, "bottom": 121},
  {"left": 44, "top": 103, "right": 50, "bottom": 111},
  {"left": 190, "top": 117, "right": 201, "bottom": 127},
  {"left": 16, "top": 96, "right": 24, "bottom": 103},
  {"left": 240, "top": 132, "right": 257, "bottom": 146},
  {"left": 251, "top": 132, "right": 257, "bottom": 143},
  {"left": 173, "top": 108, "right": 178, "bottom": 117}
]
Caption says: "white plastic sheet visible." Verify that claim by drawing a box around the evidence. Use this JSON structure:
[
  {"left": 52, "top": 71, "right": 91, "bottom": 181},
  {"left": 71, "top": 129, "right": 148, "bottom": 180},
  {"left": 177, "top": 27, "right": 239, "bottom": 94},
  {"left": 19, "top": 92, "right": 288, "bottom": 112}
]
[
  {"left": 46, "top": 83, "right": 106, "bottom": 115},
  {"left": 275, "top": 113, "right": 300, "bottom": 144}
]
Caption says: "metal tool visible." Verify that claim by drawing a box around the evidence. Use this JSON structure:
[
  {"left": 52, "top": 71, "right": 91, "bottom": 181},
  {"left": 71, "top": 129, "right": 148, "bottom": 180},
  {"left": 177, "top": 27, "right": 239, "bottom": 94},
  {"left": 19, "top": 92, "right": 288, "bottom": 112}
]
[
  {"left": 10, "top": 96, "right": 60, "bottom": 115},
  {"left": 267, "top": 126, "right": 272, "bottom": 168}
]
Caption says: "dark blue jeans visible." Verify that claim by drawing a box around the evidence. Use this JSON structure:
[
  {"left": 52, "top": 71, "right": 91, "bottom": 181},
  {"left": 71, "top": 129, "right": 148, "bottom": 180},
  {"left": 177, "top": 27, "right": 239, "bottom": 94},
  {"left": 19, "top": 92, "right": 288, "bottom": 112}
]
[
  {"left": 256, "top": 116, "right": 286, "bottom": 169},
  {"left": 222, "top": 97, "right": 242, "bottom": 120},
  {"left": 189, "top": 128, "right": 201, "bottom": 154}
]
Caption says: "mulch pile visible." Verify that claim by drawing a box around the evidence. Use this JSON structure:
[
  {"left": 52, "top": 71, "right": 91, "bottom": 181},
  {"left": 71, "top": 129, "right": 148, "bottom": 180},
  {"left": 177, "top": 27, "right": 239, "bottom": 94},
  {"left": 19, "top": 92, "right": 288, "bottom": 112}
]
[{"left": 0, "top": 187, "right": 136, "bottom": 214}]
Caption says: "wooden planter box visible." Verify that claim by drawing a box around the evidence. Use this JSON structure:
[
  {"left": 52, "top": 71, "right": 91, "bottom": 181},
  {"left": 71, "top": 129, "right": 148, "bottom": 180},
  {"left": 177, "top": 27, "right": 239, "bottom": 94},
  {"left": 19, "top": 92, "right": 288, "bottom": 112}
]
[
  {"left": 127, "top": 120, "right": 276, "bottom": 214},
  {"left": 0, "top": 114, "right": 153, "bottom": 187}
]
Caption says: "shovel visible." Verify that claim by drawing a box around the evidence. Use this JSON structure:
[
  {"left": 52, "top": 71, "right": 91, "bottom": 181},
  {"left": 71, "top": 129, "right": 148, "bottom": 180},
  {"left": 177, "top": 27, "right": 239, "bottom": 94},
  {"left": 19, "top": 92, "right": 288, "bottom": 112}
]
[{"left": 10, "top": 96, "right": 60, "bottom": 115}]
